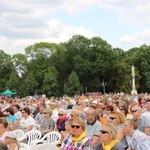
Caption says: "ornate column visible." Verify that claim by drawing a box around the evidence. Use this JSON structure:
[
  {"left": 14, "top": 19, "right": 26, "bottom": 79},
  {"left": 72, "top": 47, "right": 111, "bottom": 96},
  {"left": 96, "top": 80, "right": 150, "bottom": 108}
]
[{"left": 131, "top": 65, "right": 137, "bottom": 95}]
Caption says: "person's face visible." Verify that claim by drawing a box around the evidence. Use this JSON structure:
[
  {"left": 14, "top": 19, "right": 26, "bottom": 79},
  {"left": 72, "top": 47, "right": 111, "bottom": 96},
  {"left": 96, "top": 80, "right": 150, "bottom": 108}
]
[
  {"left": 99, "top": 126, "right": 111, "bottom": 142},
  {"left": 39, "top": 107, "right": 44, "bottom": 113},
  {"left": 58, "top": 112, "right": 66, "bottom": 119},
  {"left": 13, "top": 107, "right": 18, "bottom": 113},
  {"left": 123, "top": 121, "right": 133, "bottom": 133},
  {"left": 50, "top": 104, "right": 54, "bottom": 109},
  {"left": 5, "top": 137, "right": 10, "bottom": 144},
  {"left": 43, "top": 112, "right": 50, "bottom": 118},
  {"left": 106, "top": 108, "right": 111, "bottom": 115},
  {"left": 85, "top": 109, "right": 94, "bottom": 121},
  {"left": 119, "top": 107, "right": 125, "bottom": 113},
  {"left": 79, "top": 102, "right": 86, "bottom": 108},
  {"left": 22, "top": 110, "right": 27, "bottom": 117},
  {"left": 146, "top": 102, "right": 150, "bottom": 110},
  {"left": 130, "top": 101, "right": 137, "bottom": 106},
  {"left": 112, "top": 103, "right": 117, "bottom": 110},
  {"left": 71, "top": 122, "right": 83, "bottom": 137},
  {"left": 70, "top": 113, "right": 76, "bottom": 120},
  {"left": 131, "top": 107, "right": 139, "bottom": 119},
  {"left": 57, "top": 103, "right": 62, "bottom": 108},
  {"left": 0, "top": 122, "right": 5, "bottom": 129},
  {"left": 118, "top": 100, "right": 124, "bottom": 107},
  {"left": 108, "top": 115, "right": 117, "bottom": 125}
]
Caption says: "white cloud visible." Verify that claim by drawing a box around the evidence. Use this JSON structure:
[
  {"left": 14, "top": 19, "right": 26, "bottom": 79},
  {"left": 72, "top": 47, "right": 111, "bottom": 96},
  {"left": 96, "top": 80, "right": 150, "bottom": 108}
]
[
  {"left": 1, "top": 0, "right": 150, "bottom": 54},
  {"left": 117, "top": 29, "right": 150, "bottom": 50},
  {"left": 95, "top": 0, "right": 150, "bottom": 25},
  {"left": 0, "top": 18, "right": 93, "bottom": 55}
]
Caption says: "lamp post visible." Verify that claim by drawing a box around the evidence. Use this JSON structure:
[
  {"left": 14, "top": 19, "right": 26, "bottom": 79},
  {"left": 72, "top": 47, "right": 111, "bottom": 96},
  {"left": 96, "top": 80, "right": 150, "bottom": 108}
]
[
  {"left": 102, "top": 79, "right": 107, "bottom": 95},
  {"left": 85, "top": 86, "right": 87, "bottom": 93}
]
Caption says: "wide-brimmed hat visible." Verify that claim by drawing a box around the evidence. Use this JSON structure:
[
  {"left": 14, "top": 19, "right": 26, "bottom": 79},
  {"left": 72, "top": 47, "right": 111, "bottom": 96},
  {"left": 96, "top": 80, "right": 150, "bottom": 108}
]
[{"left": 5, "top": 131, "right": 17, "bottom": 139}]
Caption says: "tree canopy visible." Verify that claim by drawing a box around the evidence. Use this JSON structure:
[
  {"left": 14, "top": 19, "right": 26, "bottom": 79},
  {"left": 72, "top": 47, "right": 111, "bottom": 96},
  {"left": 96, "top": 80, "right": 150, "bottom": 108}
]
[{"left": 0, "top": 35, "right": 149, "bottom": 97}]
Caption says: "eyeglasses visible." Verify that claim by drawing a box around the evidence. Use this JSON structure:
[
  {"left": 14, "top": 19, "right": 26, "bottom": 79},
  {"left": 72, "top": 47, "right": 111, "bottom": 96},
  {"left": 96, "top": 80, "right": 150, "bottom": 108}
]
[
  {"left": 100, "top": 130, "right": 109, "bottom": 134},
  {"left": 106, "top": 109, "right": 110, "bottom": 111},
  {"left": 124, "top": 124, "right": 130, "bottom": 127},
  {"left": 58, "top": 114, "right": 64, "bottom": 116},
  {"left": 71, "top": 125, "right": 81, "bottom": 129},
  {"left": 85, "top": 112, "right": 90, "bottom": 115},
  {"left": 131, "top": 110, "right": 138, "bottom": 113},
  {"left": 109, "top": 117, "right": 116, "bottom": 120}
]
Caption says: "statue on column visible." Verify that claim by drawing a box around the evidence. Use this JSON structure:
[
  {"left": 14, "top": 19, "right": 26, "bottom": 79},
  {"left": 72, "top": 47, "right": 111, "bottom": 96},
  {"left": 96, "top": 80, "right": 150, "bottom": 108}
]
[{"left": 131, "top": 65, "right": 137, "bottom": 95}]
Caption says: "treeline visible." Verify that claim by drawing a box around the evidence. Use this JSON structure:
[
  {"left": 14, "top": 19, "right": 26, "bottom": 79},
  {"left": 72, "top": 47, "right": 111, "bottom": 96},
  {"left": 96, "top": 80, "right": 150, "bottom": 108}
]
[{"left": 0, "top": 35, "right": 150, "bottom": 97}]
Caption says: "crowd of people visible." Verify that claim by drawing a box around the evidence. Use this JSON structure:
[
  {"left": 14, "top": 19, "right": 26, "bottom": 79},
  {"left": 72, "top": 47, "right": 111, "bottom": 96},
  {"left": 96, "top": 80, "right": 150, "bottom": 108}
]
[{"left": 0, "top": 92, "right": 150, "bottom": 150}]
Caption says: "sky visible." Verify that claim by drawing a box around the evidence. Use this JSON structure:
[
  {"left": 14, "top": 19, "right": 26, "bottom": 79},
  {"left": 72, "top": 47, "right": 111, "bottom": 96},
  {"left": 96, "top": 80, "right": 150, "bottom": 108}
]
[{"left": 1, "top": 0, "right": 150, "bottom": 55}]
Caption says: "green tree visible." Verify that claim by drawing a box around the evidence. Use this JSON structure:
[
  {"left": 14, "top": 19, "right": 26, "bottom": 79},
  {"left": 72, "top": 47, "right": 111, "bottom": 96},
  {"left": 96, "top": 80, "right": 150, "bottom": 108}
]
[
  {"left": 25, "top": 42, "right": 59, "bottom": 93},
  {"left": 64, "top": 71, "right": 83, "bottom": 96},
  {"left": 12, "top": 53, "right": 27, "bottom": 77},
  {"left": 23, "top": 72, "right": 38, "bottom": 96},
  {"left": 0, "top": 50, "right": 12, "bottom": 91},
  {"left": 43, "top": 66, "right": 59, "bottom": 97},
  {"left": 6, "top": 71, "right": 19, "bottom": 93},
  {"left": 136, "top": 45, "right": 150, "bottom": 92}
]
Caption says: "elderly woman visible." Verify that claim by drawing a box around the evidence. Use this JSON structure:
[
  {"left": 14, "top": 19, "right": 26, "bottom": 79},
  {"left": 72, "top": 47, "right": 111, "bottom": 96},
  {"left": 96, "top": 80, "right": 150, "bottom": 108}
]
[
  {"left": 96, "top": 108, "right": 107, "bottom": 125},
  {"left": 49, "top": 102, "right": 58, "bottom": 121},
  {"left": 70, "top": 109, "right": 80, "bottom": 121},
  {"left": 94, "top": 123, "right": 124, "bottom": 150},
  {"left": 124, "top": 119, "right": 150, "bottom": 150},
  {"left": 109, "top": 111, "right": 128, "bottom": 149},
  {"left": 56, "top": 109, "right": 68, "bottom": 132},
  {"left": 61, "top": 117, "right": 93, "bottom": 150},
  {"left": 39, "top": 108, "right": 55, "bottom": 135},
  {"left": 104, "top": 105, "right": 114, "bottom": 121}
]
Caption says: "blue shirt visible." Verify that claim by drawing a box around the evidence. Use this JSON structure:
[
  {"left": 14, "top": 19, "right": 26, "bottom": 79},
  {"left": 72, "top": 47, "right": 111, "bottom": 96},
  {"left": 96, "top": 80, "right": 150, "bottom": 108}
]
[{"left": 6, "top": 115, "right": 17, "bottom": 124}]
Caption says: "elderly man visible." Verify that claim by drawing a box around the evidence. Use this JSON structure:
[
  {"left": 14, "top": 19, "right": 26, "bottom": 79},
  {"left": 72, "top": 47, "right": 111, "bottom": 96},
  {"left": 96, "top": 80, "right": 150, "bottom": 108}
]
[
  {"left": 39, "top": 108, "right": 55, "bottom": 135},
  {"left": 85, "top": 108, "right": 102, "bottom": 148},
  {"left": 131, "top": 105, "right": 150, "bottom": 135},
  {"left": 34, "top": 106, "right": 45, "bottom": 125}
]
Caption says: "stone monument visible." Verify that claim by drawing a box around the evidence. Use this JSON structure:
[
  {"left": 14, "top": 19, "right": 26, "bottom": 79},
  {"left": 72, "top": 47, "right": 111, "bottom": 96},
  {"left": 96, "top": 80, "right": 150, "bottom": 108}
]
[{"left": 131, "top": 65, "right": 137, "bottom": 95}]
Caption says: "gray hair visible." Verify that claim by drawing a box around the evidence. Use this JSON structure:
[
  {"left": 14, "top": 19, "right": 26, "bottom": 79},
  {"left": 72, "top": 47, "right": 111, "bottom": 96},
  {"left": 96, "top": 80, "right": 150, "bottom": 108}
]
[{"left": 58, "top": 109, "right": 67, "bottom": 114}]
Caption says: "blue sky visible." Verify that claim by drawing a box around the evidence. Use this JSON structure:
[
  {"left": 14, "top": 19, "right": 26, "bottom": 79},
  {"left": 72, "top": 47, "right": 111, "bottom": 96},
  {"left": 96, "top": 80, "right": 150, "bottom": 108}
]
[{"left": 1, "top": 0, "right": 150, "bottom": 55}]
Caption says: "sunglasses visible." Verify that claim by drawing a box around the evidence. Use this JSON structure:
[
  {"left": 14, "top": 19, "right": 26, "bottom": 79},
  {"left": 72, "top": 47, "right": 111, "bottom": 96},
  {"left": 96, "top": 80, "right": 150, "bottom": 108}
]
[
  {"left": 58, "top": 114, "right": 64, "bottom": 116},
  {"left": 109, "top": 117, "right": 116, "bottom": 120},
  {"left": 100, "top": 130, "right": 109, "bottom": 134},
  {"left": 131, "top": 110, "right": 138, "bottom": 113},
  {"left": 71, "top": 125, "right": 81, "bottom": 129},
  {"left": 106, "top": 109, "right": 110, "bottom": 111},
  {"left": 85, "top": 112, "right": 90, "bottom": 115}
]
